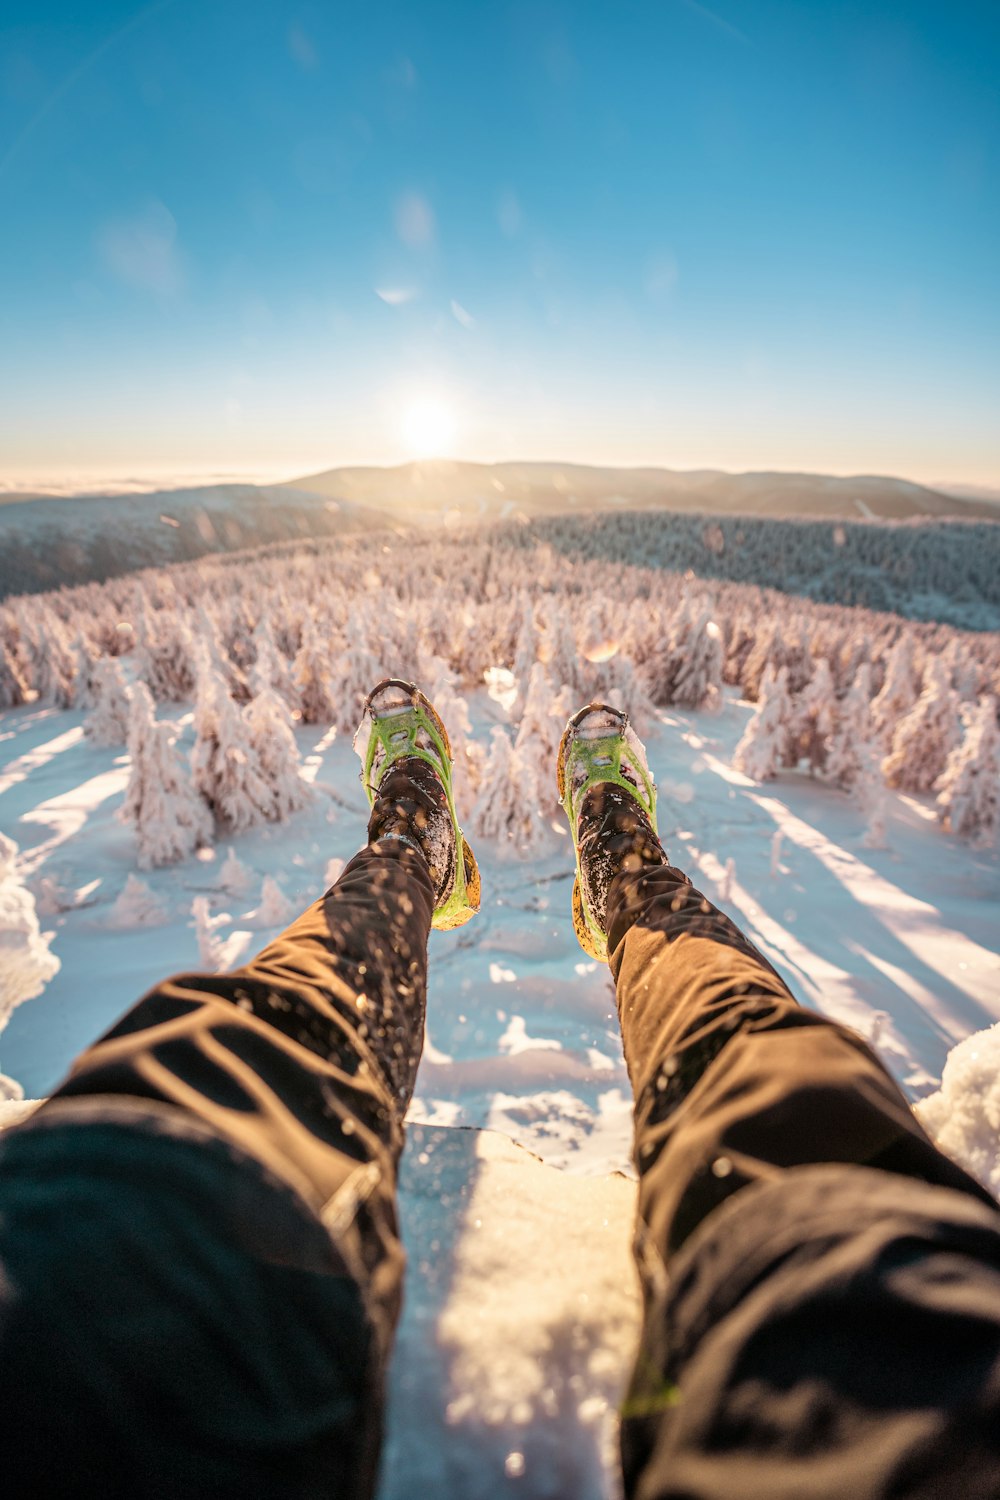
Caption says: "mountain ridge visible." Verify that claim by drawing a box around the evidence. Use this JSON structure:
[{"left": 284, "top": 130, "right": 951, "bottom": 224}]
[{"left": 283, "top": 459, "right": 995, "bottom": 522}]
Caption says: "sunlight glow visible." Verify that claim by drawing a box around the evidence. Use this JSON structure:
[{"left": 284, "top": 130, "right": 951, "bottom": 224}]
[{"left": 401, "top": 395, "right": 456, "bottom": 457}]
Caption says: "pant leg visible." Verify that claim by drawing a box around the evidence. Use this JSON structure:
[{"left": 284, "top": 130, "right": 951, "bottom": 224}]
[
  {"left": 0, "top": 839, "right": 434, "bottom": 1499},
  {"left": 607, "top": 861, "right": 1000, "bottom": 1500}
]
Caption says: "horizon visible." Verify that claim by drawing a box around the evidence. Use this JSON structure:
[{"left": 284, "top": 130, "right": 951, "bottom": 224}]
[
  {"left": 1, "top": 453, "right": 998, "bottom": 504},
  {"left": 2, "top": 2, "right": 999, "bottom": 489}
]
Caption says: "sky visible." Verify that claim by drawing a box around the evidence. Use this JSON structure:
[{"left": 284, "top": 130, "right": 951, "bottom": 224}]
[{"left": 0, "top": 0, "right": 998, "bottom": 490}]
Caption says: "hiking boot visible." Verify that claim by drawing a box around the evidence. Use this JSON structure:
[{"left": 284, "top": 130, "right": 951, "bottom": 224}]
[
  {"left": 557, "top": 703, "right": 665, "bottom": 960},
  {"left": 354, "top": 678, "right": 480, "bottom": 930}
]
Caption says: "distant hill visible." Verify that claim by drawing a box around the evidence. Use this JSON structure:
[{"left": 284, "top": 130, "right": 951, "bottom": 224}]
[
  {"left": 284, "top": 459, "right": 996, "bottom": 523},
  {"left": 0, "top": 484, "right": 390, "bottom": 599},
  {"left": 2, "top": 460, "right": 995, "bottom": 600}
]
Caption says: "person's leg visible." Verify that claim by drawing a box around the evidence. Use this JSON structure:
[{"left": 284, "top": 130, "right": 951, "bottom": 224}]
[
  {"left": 0, "top": 680, "right": 479, "bottom": 1499},
  {"left": 557, "top": 704, "right": 1000, "bottom": 1500},
  {"left": 0, "top": 836, "right": 434, "bottom": 1499},
  {"left": 608, "top": 858, "right": 1000, "bottom": 1500}
]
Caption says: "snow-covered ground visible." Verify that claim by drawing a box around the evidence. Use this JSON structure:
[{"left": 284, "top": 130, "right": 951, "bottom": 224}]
[{"left": 2, "top": 686, "right": 998, "bottom": 1497}]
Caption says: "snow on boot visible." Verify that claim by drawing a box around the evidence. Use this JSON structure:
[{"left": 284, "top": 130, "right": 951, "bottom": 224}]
[
  {"left": 557, "top": 702, "right": 665, "bottom": 961},
  {"left": 354, "top": 678, "right": 481, "bottom": 930}
]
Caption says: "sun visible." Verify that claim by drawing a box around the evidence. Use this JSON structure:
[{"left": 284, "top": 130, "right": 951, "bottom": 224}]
[{"left": 400, "top": 395, "right": 456, "bottom": 458}]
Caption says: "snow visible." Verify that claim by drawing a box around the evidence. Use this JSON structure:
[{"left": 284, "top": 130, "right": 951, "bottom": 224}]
[
  {"left": 0, "top": 832, "right": 60, "bottom": 1042},
  {"left": 915, "top": 1022, "right": 1000, "bottom": 1198},
  {"left": 1, "top": 686, "right": 998, "bottom": 1497}
]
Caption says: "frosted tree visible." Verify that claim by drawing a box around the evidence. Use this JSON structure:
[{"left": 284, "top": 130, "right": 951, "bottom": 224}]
[
  {"left": 294, "top": 618, "right": 338, "bottom": 725},
  {"left": 940, "top": 637, "right": 980, "bottom": 700},
  {"left": 249, "top": 614, "right": 297, "bottom": 708},
  {"left": 470, "top": 727, "right": 553, "bottom": 857},
  {"left": 108, "top": 874, "right": 168, "bottom": 928},
  {"left": 670, "top": 601, "right": 724, "bottom": 710},
  {"left": 84, "top": 656, "right": 132, "bottom": 746},
  {"left": 121, "top": 684, "right": 212, "bottom": 868},
  {"left": 592, "top": 655, "right": 655, "bottom": 733},
  {"left": 328, "top": 632, "right": 384, "bottom": 735},
  {"left": 512, "top": 662, "right": 572, "bottom": 814},
  {"left": 642, "top": 593, "right": 723, "bottom": 709},
  {"left": 577, "top": 596, "right": 618, "bottom": 671},
  {"left": 243, "top": 688, "right": 312, "bottom": 821},
  {"left": 793, "top": 657, "right": 836, "bottom": 774},
  {"left": 733, "top": 666, "right": 796, "bottom": 781},
  {"left": 23, "top": 608, "right": 75, "bottom": 707},
  {"left": 191, "top": 669, "right": 273, "bottom": 832},
  {"left": 511, "top": 593, "right": 540, "bottom": 685},
  {"left": 538, "top": 598, "right": 581, "bottom": 695},
  {"left": 883, "top": 655, "right": 960, "bottom": 794},
  {"left": 133, "top": 592, "right": 198, "bottom": 703},
  {"left": 254, "top": 875, "right": 294, "bottom": 927},
  {"left": 71, "top": 631, "right": 99, "bottom": 711},
  {"left": 936, "top": 697, "right": 1000, "bottom": 846},
  {"left": 419, "top": 655, "right": 481, "bottom": 808},
  {"left": 191, "top": 896, "right": 226, "bottom": 969},
  {"left": 740, "top": 622, "right": 778, "bottom": 703},
  {"left": 218, "top": 847, "right": 255, "bottom": 897},
  {"left": 0, "top": 834, "right": 61, "bottom": 1088},
  {"left": 825, "top": 664, "right": 875, "bottom": 791},
  {"left": 0, "top": 639, "right": 28, "bottom": 710},
  {"left": 871, "top": 635, "right": 918, "bottom": 746},
  {"left": 861, "top": 759, "right": 888, "bottom": 850},
  {"left": 192, "top": 602, "right": 248, "bottom": 702}
]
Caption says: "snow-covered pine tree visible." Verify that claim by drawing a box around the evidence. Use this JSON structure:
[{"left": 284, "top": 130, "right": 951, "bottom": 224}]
[
  {"left": 254, "top": 875, "right": 294, "bottom": 927},
  {"left": 192, "top": 601, "right": 248, "bottom": 702},
  {"left": 121, "top": 684, "right": 212, "bottom": 868},
  {"left": 825, "top": 663, "right": 875, "bottom": 791},
  {"left": 84, "top": 656, "right": 132, "bottom": 746},
  {"left": 108, "top": 873, "right": 168, "bottom": 928},
  {"left": 470, "top": 727, "right": 552, "bottom": 856},
  {"left": 883, "top": 655, "right": 961, "bottom": 794},
  {"left": 871, "top": 635, "right": 919, "bottom": 748},
  {"left": 0, "top": 637, "right": 28, "bottom": 710},
  {"left": 243, "top": 688, "right": 312, "bottom": 821},
  {"left": 537, "top": 597, "right": 581, "bottom": 696},
  {"left": 191, "top": 669, "right": 273, "bottom": 833},
  {"left": 218, "top": 847, "right": 255, "bottom": 897},
  {"left": 936, "top": 697, "right": 1000, "bottom": 846},
  {"left": 733, "top": 665, "right": 795, "bottom": 781},
  {"left": 0, "top": 832, "right": 61, "bottom": 1043},
  {"left": 511, "top": 593, "right": 540, "bottom": 686},
  {"left": 293, "top": 618, "right": 338, "bottom": 725},
  {"left": 512, "top": 662, "right": 571, "bottom": 815},
  {"left": 739, "top": 622, "right": 778, "bottom": 703},
  {"left": 328, "top": 630, "right": 384, "bottom": 735},
  {"left": 70, "top": 631, "right": 99, "bottom": 711},
  {"left": 191, "top": 895, "right": 225, "bottom": 969},
  {"left": 419, "top": 655, "right": 481, "bottom": 807},
  {"left": 940, "top": 637, "right": 981, "bottom": 700},
  {"left": 23, "top": 606, "right": 76, "bottom": 707},
  {"left": 669, "top": 599, "right": 724, "bottom": 710},
  {"left": 248, "top": 613, "right": 298, "bottom": 708},
  {"left": 793, "top": 657, "right": 836, "bottom": 775},
  {"left": 133, "top": 592, "right": 198, "bottom": 703}
]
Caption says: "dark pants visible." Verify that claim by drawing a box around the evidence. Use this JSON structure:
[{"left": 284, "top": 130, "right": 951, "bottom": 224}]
[{"left": 2, "top": 842, "right": 999, "bottom": 1498}]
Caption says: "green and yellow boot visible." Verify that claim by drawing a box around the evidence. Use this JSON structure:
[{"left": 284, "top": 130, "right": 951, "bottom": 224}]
[
  {"left": 354, "top": 678, "right": 480, "bottom": 930},
  {"left": 557, "top": 702, "right": 665, "bottom": 961}
]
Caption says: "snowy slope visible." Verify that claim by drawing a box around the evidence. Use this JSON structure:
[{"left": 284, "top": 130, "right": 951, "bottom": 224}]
[{"left": 1, "top": 687, "right": 998, "bottom": 1498}]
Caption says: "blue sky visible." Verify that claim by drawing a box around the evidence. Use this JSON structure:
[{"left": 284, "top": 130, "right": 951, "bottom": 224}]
[{"left": 1, "top": 0, "right": 998, "bottom": 486}]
